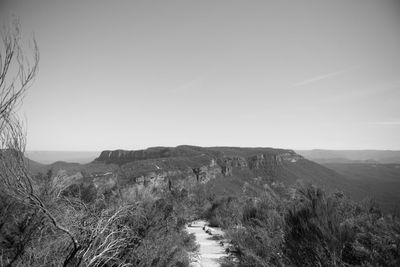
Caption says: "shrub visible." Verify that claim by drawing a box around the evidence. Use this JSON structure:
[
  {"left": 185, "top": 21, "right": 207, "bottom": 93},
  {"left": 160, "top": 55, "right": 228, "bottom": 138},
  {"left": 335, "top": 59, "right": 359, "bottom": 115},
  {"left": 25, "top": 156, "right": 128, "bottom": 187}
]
[{"left": 225, "top": 194, "right": 286, "bottom": 266}]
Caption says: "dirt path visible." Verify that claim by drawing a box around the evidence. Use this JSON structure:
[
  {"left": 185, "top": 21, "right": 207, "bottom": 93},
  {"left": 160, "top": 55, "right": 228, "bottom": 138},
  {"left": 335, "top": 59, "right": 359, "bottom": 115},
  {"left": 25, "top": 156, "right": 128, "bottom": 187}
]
[{"left": 186, "top": 220, "right": 229, "bottom": 267}]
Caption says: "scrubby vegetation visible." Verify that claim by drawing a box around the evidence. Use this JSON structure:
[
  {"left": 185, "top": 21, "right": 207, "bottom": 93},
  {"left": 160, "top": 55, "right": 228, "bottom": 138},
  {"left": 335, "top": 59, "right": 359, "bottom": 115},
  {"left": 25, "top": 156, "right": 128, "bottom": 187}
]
[
  {"left": 0, "top": 170, "right": 199, "bottom": 266},
  {"left": 3, "top": 167, "right": 400, "bottom": 266},
  {"left": 200, "top": 182, "right": 400, "bottom": 266}
]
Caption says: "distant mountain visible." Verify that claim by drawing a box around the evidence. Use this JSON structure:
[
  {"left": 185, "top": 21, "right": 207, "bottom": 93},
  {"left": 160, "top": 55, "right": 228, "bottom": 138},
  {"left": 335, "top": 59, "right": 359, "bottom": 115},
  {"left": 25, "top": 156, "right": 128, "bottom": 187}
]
[
  {"left": 25, "top": 151, "right": 99, "bottom": 164},
  {"left": 0, "top": 149, "right": 46, "bottom": 174},
  {"left": 24, "top": 156, "right": 46, "bottom": 174},
  {"left": 296, "top": 149, "right": 400, "bottom": 164},
  {"left": 28, "top": 146, "right": 395, "bottom": 210},
  {"left": 93, "top": 146, "right": 367, "bottom": 198}
]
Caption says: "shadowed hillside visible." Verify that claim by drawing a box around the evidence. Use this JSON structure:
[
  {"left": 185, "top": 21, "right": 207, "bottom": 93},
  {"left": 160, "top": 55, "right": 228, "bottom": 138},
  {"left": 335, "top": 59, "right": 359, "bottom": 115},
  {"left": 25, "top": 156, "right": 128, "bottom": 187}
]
[{"left": 323, "top": 162, "right": 400, "bottom": 212}]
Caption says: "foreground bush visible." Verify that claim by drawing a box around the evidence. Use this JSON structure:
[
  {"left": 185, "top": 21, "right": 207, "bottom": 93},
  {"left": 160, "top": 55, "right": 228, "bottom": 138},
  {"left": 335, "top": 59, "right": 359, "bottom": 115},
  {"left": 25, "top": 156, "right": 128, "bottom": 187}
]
[
  {"left": 78, "top": 198, "right": 196, "bottom": 267},
  {"left": 0, "top": 173, "right": 198, "bottom": 266},
  {"left": 207, "top": 184, "right": 400, "bottom": 267},
  {"left": 284, "top": 186, "right": 400, "bottom": 266},
  {"left": 284, "top": 186, "right": 353, "bottom": 266},
  {"left": 226, "top": 194, "right": 285, "bottom": 266}
]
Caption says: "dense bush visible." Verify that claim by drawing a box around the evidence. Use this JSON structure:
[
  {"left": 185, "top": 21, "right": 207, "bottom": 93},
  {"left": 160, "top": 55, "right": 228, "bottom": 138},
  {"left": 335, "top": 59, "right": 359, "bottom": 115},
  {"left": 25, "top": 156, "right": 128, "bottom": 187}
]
[
  {"left": 2, "top": 163, "right": 400, "bottom": 267},
  {"left": 0, "top": 192, "right": 45, "bottom": 266},
  {"left": 0, "top": 172, "right": 198, "bottom": 266},
  {"left": 205, "top": 196, "right": 243, "bottom": 228},
  {"left": 76, "top": 198, "right": 196, "bottom": 267},
  {"left": 227, "top": 195, "right": 285, "bottom": 266},
  {"left": 283, "top": 186, "right": 353, "bottom": 266},
  {"left": 283, "top": 186, "right": 400, "bottom": 266},
  {"left": 202, "top": 184, "right": 400, "bottom": 267}
]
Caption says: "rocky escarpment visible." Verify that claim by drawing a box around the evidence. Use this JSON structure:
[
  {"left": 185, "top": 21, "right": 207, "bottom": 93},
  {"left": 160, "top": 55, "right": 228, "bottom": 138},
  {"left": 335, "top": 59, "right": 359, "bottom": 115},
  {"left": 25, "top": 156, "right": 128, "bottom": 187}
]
[
  {"left": 94, "top": 146, "right": 304, "bottom": 191},
  {"left": 49, "top": 146, "right": 359, "bottom": 203},
  {"left": 119, "top": 157, "right": 222, "bottom": 190},
  {"left": 248, "top": 152, "right": 303, "bottom": 169},
  {"left": 130, "top": 159, "right": 223, "bottom": 191},
  {"left": 95, "top": 146, "right": 222, "bottom": 165}
]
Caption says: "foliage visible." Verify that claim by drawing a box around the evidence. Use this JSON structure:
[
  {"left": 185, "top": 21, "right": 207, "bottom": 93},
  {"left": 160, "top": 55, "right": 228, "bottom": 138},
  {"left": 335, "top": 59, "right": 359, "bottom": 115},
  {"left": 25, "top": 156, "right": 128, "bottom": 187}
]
[
  {"left": 199, "top": 183, "right": 400, "bottom": 267},
  {"left": 0, "top": 172, "right": 198, "bottom": 266},
  {"left": 283, "top": 186, "right": 352, "bottom": 266},
  {"left": 227, "top": 195, "right": 285, "bottom": 266}
]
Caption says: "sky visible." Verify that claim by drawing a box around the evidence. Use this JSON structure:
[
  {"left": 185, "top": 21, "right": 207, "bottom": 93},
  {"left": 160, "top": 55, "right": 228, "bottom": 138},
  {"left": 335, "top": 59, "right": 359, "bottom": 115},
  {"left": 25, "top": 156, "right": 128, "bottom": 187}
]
[{"left": 1, "top": 0, "right": 400, "bottom": 151}]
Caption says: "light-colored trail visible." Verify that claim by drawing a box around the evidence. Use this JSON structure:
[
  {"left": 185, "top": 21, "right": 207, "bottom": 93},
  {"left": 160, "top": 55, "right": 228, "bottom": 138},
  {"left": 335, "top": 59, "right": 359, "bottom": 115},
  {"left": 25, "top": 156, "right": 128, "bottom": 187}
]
[{"left": 186, "top": 220, "right": 228, "bottom": 267}]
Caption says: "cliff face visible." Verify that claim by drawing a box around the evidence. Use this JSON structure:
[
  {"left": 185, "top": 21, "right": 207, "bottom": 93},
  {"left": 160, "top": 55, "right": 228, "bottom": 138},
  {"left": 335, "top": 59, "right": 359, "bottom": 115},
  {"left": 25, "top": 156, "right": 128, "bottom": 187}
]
[
  {"left": 95, "top": 146, "right": 222, "bottom": 165},
  {"left": 94, "top": 146, "right": 304, "bottom": 191},
  {"left": 96, "top": 148, "right": 184, "bottom": 164},
  {"left": 49, "top": 146, "right": 357, "bottom": 203},
  {"left": 133, "top": 159, "right": 222, "bottom": 191},
  {"left": 248, "top": 152, "right": 303, "bottom": 169}
]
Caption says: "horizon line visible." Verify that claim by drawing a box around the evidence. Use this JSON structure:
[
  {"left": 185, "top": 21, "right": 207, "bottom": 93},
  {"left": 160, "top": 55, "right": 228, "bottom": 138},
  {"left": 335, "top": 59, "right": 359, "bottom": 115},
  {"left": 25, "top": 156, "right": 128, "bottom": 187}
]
[{"left": 24, "top": 147, "right": 400, "bottom": 152}]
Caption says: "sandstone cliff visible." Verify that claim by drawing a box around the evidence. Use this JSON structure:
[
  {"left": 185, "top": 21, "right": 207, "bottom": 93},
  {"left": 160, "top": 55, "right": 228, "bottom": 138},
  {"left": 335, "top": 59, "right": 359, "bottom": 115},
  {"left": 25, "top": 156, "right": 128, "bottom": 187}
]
[{"left": 94, "top": 146, "right": 304, "bottom": 191}]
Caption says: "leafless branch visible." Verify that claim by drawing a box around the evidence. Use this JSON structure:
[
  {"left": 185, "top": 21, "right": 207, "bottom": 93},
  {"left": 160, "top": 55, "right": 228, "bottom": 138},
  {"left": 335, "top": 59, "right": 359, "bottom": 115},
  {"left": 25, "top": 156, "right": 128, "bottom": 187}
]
[{"left": 0, "top": 19, "right": 80, "bottom": 266}]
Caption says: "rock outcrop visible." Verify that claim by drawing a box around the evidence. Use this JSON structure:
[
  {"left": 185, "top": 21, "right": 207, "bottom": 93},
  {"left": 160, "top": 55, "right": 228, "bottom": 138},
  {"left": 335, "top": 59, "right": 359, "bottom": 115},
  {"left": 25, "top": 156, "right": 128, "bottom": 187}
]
[
  {"left": 93, "top": 146, "right": 304, "bottom": 191},
  {"left": 47, "top": 146, "right": 360, "bottom": 204},
  {"left": 95, "top": 145, "right": 222, "bottom": 165},
  {"left": 247, "top": 151, "right": 302, "bottom": 169}
]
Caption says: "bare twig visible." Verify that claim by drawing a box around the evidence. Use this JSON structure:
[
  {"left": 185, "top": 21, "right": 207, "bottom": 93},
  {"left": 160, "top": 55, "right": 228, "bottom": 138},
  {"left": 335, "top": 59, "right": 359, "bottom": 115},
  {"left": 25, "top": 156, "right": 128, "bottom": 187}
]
[{"left": 0, "top": 19, "right": 80, "bottom": 266}]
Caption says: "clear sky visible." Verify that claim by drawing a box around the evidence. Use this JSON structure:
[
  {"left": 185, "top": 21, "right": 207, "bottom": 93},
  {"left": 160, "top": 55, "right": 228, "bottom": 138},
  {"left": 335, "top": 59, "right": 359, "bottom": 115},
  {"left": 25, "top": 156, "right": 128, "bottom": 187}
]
[{"left": 2, "top": 0, "right": 400, "bottom": 150}]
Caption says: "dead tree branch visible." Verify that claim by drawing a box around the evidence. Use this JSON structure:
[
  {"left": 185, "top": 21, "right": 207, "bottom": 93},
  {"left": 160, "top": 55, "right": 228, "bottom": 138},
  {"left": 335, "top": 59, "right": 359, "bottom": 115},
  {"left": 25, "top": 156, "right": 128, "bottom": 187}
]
[{"left": 0, "top": 19, "right": 80, "bottom": 266}]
